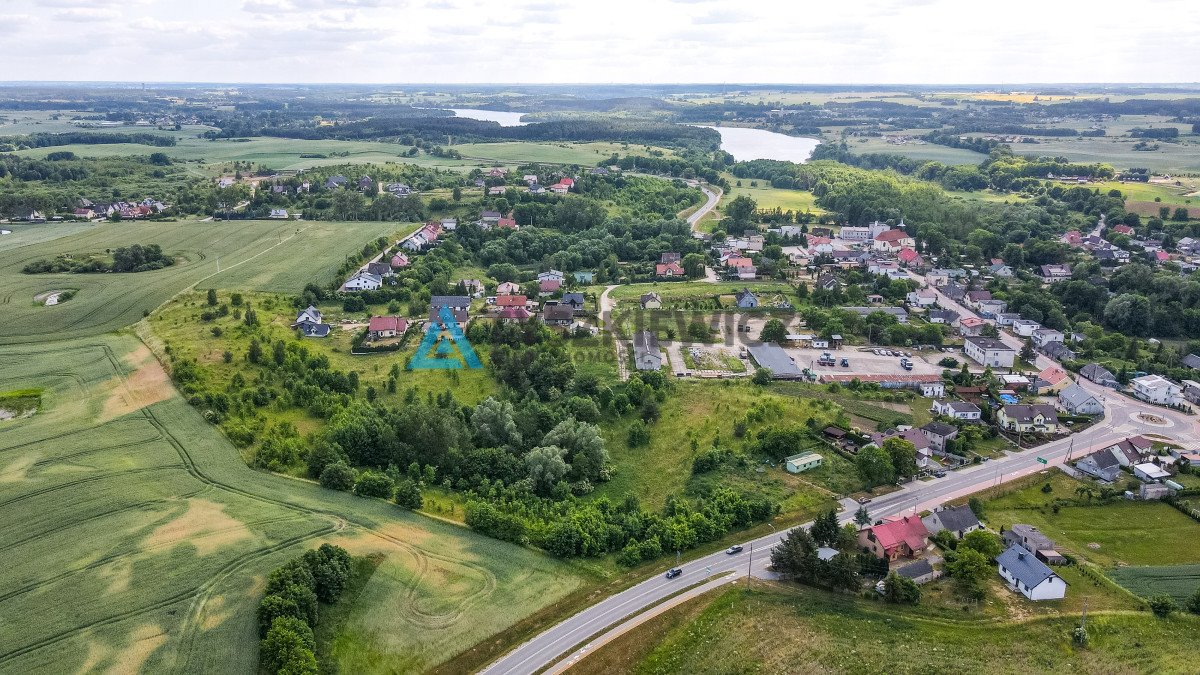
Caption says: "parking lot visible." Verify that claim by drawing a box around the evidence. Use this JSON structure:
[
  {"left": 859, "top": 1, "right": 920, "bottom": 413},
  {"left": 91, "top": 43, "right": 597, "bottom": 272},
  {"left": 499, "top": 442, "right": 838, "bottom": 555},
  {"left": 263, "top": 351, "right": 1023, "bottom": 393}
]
[{"left": 780, "top": 346, "right": 943, "bottom": 379}]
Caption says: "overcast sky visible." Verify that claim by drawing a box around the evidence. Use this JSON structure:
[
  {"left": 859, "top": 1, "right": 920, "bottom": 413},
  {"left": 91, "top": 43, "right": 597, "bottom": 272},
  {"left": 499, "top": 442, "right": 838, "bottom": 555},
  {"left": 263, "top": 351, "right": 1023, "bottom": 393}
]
[{"left": 4, "top": 0, "right": 1197, "bottom": 84}]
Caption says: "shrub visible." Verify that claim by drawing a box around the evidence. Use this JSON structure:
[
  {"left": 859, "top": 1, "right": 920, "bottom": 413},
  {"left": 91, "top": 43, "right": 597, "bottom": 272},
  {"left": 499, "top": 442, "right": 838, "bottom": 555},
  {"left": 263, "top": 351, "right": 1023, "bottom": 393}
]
[
  {"left": 394, "top": 479, "right": 423, "bottom": 509},
  {"left": 302, "top": 544, "right": 352, "bottom": 603},
  {"left": 751, "top": 367, "right": 772, "bottom": 385},
  {"left": 260, "top": 616, "right": 315, "bottom": 673},
  {"left": 353, "top": 470, "right": 396, "bottom": 498},
  {"left": 1149, "top": 594, "right": 1177, "bottom": 617},
  {"left": 319, "top": 461, "right": 357, "bottom": 491}
]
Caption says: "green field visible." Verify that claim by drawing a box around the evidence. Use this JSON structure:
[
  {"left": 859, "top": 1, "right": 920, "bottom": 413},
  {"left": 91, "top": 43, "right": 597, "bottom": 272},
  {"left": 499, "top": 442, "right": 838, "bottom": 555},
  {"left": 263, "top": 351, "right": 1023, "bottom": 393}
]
[
  {"left": 724, "top": 182, "right": 825, "bottom": 213},
  {"left": 0, "top": 336, "right": 582, "bottom": 673},
  {"left": 1011, "top": 136, "right": 1200, "bottom": 172},
  {"left": 985, "top": 474, "right": 1200, "bottom": 568},
  {"left": 574, "top": 585, "right": 1200, "bottom": 675},
  {"left": 844, "top": 136, "right": 987, "bottom": 165},
  {"left": 0, "top": 219, "right": 401, "bottom": 343},
  {"left": 12, "top": 134, "right": 669, "bottom": 174},
  {"left": 1109, "top": 564, "right": 1200, "bottom": 605}
]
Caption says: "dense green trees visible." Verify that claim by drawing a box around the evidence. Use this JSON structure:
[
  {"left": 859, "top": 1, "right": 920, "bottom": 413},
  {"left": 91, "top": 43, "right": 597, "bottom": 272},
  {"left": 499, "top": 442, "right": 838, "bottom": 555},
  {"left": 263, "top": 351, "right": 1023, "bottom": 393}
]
[{"left": 257, "top": 545, "right": 351, "bottom": 673}]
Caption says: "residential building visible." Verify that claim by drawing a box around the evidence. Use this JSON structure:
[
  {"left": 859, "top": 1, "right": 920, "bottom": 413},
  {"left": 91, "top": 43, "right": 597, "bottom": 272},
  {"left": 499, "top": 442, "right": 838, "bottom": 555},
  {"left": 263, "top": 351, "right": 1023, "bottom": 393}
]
[
  {"left": 1057, "top": 384, "right": 1103, "bottom": 416},
  {"left": 633, "top": 331, "right": 663, "bottom": 371},
  {"left": 573, "top": 271, "right": 595, "bottom": 284},
  {"left": 344, "top": 271, "right": 383, "bottom": 291},
  {"left": 538, "top": 269, "right": 565, "bottom": 284},
  {"left": 1013, "top": 319, "right": 1041, "bottom": 337},
  {"left": 496, "top": 281, "right": 521, "bottom": 295},
  {"left": 1033, "top": 365, "right": 1071, "bottom": 394},
  {"left": 921, "top": 505, "right": 981, "bottom": 539},
  {"left": 541, "top": 304, "right": 574, "bottom": 326},
  {"left": 640, "top": 293, "right": 662, "bottom": 310},
  {"left": 538, "top": 279, "right": 562, "bottom": 294},
  {"left": 268, "top": 208, "right": 288, "bottom": 219},
  {"left": 495, "top": 294, "right": 528, "bottom": 309},
  {"left": 784, "top": 452, "right": 823, "bottom": 474},
  {"left": 995, "top": 312, "right": 1020, "bottom": 327},
  {"left": 940, "top": 282, "right": 966, "bottom": 302},
  {"left": 366, "top": 316, "right": 407, "bottom": 341},
  {"left": 292, "top": 305, "right": 331, "bottom": 338},
  {"left": 893, "top": 559, "right": 939, "bottom": 585},
  {"left": 931, "top": 400, "right": 981, "bottom": 421},
  {"left": 959, "top": 316, "right": 985, "bottom": 336},
  {"left": 872, "top": 229, "right": 915, "bottom": 252},
  {"left": 1130, "top": 374, "right": 1182, "bottom": 405},
  {"left": 1040, "top": 341, "right": 1077, "bottom": 362},
  {"left": 735, "top": 288, "right": 759, "bottom": 309},
  {"left": 928, "top": 309, "right": 959, "bottom": 326},
  {"left": 869, "top": 428, "right": 932, "bottom": 468},
  {"left": 389, "top": 253, "right": 409, "bottom": 269},
  {"left": 561, "top": 292, "right": 586, "bottom": 311},
  {"left": 920, "top": 421, "right": 958, "bottom": 455},
  {"left": 858, "top": 516, "right": 930, "bottom": 561},
  {"left": 816, "top": 273, "right": 840, "bottom": 291},
  {"left": 1031, "top": 328, "right": 1065, "bottom": 348},
  {"left": 963, "top": 336, "right": 1016, "bottom": 368},
  {"left": 1076, "top": 449, "right": 1122, "bottom": 481},
  {"left": 1039, "top": 264, "right": 1073, "bottom": 283},
  {"left": 656, "top": 261, "right": 684, "bottom": 277},
  {"left": 1182, "top": 379, "right": 1200, "bottom": 405},
  {"left": 838, "top": 225, "right": 871, "bottom": 241},
  {"left": 497, "top": 307, "right": 531, "bottom": 323},
  {"left": 897, "top": 247, "right": 925, "bottom": 268},
  {"left": 998, "top": 404, "right": 1059, "bottom": 434},
  {"left": 977, "top": 299, "right": 1008, "bottom": 318},
  {"left": 906, "top": 288, "right": 938, "bottom": 307},
  {"left": 429, "top": 296, "right": 470, "bottom": 324},
  {"left": 965, "top": 290, "right": 992, "bottom": 307},
  {"left": 365, "top": 262, "right": 392, "bottom": 278},
  {"left": 997, "top": 545, "right": 1067, "bottom": 601},
  {"left": 1183, "top": 354, "right": 1200, "bottom": 371},
  {"left": 1002, "top": 524, "right": 1055, "bottom": 553}
]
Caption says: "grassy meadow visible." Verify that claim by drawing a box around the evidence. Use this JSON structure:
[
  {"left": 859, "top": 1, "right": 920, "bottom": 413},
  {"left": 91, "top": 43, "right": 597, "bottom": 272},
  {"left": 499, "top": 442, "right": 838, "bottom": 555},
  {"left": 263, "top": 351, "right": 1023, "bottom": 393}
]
[
  {"left": 844, "top": 135, "right": 987, "bottom": 164},
  {"left": 574, "top": 584, "right": 1199, "bottom": 675},
  {"left": 0, "top": 219, "right": 402, "bottom": 343},
  {"left": 0, "top": 336, "right": 583, "bottom": 673}
]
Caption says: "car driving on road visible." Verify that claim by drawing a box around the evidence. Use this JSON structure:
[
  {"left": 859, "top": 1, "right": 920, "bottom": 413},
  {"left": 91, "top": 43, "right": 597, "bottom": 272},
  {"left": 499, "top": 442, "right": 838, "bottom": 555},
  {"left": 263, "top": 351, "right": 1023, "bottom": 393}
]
[
  {"left": 725, "top": 545, "right": 743, "bottom": 554},
  {"left": 665, "top": 567, "right": 683, "bottom": 579}
]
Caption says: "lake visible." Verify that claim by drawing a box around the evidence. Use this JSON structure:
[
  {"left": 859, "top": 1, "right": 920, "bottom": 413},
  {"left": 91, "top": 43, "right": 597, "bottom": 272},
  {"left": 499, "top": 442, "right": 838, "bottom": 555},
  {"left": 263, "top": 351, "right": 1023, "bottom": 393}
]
[
  {"left": 449, "top": 108, "right": 528, "bottom": 127},
  {"left": 703, "top": 126, "right": 820, "bottom": 163}
]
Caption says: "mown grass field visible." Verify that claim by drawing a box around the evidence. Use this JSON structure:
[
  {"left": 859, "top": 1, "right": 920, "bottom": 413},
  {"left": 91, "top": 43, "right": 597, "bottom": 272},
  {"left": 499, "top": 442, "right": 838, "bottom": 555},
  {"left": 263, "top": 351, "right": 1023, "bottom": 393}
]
[
  {"left": 574, "top": 584, "right": 1200, "bottom": 675},
  {"left": 844, "top": 136, "right": 987, "bottom": 165},
  {"left": 1011, "top": 136, "right": 1200, "bottom": 172},
  {"left": 724, "top": 182, "right": 825, "bottom": 214},
  {"left": 984, "top": 473, "right": 1200, "bottom": 568},
  {"left": 0, "top": 219, "right": 400, "bottom": 343},
  {"left": 0, "top": 336, "right": 583, "bottom": 673},
  {"left": 595, "top": 381, "right": 853, "bottom": 513}
]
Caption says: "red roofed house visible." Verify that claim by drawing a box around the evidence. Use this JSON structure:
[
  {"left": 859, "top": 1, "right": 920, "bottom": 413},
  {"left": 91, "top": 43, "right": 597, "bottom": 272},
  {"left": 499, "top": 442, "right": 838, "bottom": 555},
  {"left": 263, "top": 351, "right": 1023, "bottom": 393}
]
[
  {"left": 390, "top": 253, "right": 409, "bottom": 269},
  {"left": 873, "top": 229, "right": 916, "bottom": 252},
  {"left": 539, "top": 278, "right": 562, "bottom": 294},
  {"left": 1113, "top": 224, "right": 1134, "bottom": 235},
  {"left": 367, "top": 316, "right": 408, "bottom": 341},
  {"left": 497, "top": 306, "right": 531, "bottom": 323},
  {"left": 725, "top": 256, "right": 754, "bottom": 269},
  {"left": 1035, "top": 365, "right": 1072, "bottom": 394},
  {"left": 859, "top": 516, "right": 930, "bottom": 561},
  {"left": 495, "top": 294, "right": 527, "bottom": 308},
  {"left": 1063, "top": 230, "right": 1082, "bottom": 247},
  {"left": 73, "top": 208, "right": 96, "bottom": 219},
  {"left": 1153, "top": 250, "right": 1170, "bottom": 264},
  {"left": 496, "top": 217, "right": 519, "bottom": 230},
  {"left": 496, "top": 281, "right": 521, "bottom": 295},
  {"left": 959, "top": 316, "right": 985, "bottom": 336},
  {"left": 656, "top": 261, "right": 684, "bottom": 277},
  {"left": 897, "top": 247, "right": 924, "bottom": 267}
]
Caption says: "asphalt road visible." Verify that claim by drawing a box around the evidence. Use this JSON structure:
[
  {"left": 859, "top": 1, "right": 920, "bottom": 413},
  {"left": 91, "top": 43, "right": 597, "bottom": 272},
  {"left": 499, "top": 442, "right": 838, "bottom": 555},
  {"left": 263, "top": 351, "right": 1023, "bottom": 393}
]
[{"left": 481, "top": 255, "right": 1199, "bottom": 675}]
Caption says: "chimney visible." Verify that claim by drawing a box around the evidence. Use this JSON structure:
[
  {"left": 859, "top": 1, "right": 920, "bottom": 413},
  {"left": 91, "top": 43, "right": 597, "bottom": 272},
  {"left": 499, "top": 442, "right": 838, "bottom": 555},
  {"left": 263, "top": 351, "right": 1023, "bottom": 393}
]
[{"left": 1017, "top": 552, "right": 1025, "bottom": 561}]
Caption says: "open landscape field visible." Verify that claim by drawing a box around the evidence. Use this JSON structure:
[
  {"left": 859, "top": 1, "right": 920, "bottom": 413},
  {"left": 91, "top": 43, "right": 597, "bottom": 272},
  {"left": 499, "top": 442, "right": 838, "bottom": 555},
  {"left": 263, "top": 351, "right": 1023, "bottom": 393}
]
[
  {"left": 843, "top": 136, "right": 987, "bottom": 164},
  {"left": 574, "top": 584, "right": 1199, "bottom": 675},
  {"left": 724, "top": 181, "right": 826, "bottom": 214},
  {"left": 11, "top": 134, "right": 671, "bottom": 174},
  {"left": 1009, "top": 136, "right": 1200, "bottom": 172},
  {"left": 0, "top": 336, "right": 583, "bottom": 673},
  {"left": 0, "top": 219, "right": 402, "bottom": 343}
]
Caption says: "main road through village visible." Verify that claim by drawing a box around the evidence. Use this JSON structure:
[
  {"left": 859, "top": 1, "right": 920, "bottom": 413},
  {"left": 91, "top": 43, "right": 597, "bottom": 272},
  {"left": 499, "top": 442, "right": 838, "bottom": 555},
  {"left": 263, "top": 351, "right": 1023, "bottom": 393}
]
[{"left": 482, "top": 250, "right": 1199, "bottom": 675}]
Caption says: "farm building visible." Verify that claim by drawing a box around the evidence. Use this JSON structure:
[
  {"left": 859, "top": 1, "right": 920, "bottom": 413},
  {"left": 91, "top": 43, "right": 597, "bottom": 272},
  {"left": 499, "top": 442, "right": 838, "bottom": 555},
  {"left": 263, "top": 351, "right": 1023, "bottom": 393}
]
[{"left": 784, "top": 452, "right": 823, "bottom": 474}]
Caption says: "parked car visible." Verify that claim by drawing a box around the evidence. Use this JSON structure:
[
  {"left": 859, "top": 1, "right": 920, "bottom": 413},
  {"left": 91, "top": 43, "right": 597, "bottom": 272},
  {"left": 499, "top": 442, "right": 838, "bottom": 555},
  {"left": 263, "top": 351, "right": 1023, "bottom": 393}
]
[
  {"left": 933, "top": 470, "right": 947, "bottom": 478},
  {"left": 665, "top": 567, "right": 683, "bottom": 579},
  {"left": 726, "top": 545, "right": 744, "bottom": 555},
  {"left": 840, "top": 357, "right": 850, "bottom": 367},
  {"left": 858, "top": 497, "right": 872, "bottom": 504}
]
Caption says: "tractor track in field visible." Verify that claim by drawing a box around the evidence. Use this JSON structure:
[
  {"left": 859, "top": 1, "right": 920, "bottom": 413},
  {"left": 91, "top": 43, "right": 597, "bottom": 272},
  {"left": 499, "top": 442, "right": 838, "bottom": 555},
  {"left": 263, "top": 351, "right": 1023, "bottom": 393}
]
[
  {"left": 30, "top": 431, "right": 166, "bottom": 468},
  {"left": 0, "top": 414, "right": 143, "bottom": 452},
  {"left": 0, "top": 513, "right": 308, "bottom": 605},
  {"left": 0, "top": 465, "right": 183, "bottom": 510},
  {"left": 0, "top": 520, "right": 341, "bottom": 667}
]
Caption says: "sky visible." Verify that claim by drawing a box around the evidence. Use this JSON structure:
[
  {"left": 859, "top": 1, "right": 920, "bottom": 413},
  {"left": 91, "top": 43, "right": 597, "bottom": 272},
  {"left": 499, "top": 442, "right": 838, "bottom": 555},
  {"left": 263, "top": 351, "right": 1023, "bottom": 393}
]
[{"left": 3, "top": 0, "right": 1197, "bottom": 84}]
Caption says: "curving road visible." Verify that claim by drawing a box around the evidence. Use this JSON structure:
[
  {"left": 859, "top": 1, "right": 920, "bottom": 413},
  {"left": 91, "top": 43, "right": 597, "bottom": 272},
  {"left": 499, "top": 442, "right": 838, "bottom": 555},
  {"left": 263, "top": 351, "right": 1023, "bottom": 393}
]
[{"left": 481, "top": 268, "right": 1197, "bottom": 675}]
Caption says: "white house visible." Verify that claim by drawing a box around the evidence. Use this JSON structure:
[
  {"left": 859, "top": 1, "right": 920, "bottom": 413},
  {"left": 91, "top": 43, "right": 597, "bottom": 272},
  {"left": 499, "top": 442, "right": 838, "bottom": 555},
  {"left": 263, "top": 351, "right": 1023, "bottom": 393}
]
[
  {"left": 1131, "top": 375, "right": 1182, "bottom": 405},
  {"left": 906, "top": 288, "right": 938, "bottom": 307},
  {"left": 268, "top": 208, "right": 289, "bottom": 219},
  {"left": 1032, "top": 328, "right": 1065, "bottom": 348},
  {"left": 1057, "top": 384, "right": 1104, "bottom": 416},
  {"left": 997, "top": 545, "right": 1067, "bottom": 601},
  {"left": 1013, "top": 319, "right": 1041, "bottom": 337},
  {"left": 931, "top": 399, "right": 981, "bottom": 421},
  {"left": 964, "top": 336, "right": 1016, "bottom": 368},
  {"left": 344, "top": 271, "right": 383, "bottom": 291},
  {"left": 1134, "top": 462, "right": 1171, "bottom": 482},
  {"left": 921, "top": 505, "right": 981, "bottom": 539}
]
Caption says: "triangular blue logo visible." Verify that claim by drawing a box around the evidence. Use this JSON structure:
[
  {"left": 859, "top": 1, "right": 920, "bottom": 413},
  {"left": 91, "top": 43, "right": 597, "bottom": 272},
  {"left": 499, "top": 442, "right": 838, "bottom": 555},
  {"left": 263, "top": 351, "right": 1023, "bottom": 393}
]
[{"left": 409, "top": 305, "right": 482, "bottom": 369}]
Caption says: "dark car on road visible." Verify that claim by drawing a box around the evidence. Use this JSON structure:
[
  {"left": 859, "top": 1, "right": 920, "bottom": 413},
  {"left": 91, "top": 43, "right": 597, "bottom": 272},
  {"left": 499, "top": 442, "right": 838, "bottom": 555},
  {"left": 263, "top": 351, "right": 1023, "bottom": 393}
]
[
  {"left": 665, "top": 567, "right": 683, "bottom": 579},
  {"left": 725, "top": 545, "right": 743, "bottom": 554}
]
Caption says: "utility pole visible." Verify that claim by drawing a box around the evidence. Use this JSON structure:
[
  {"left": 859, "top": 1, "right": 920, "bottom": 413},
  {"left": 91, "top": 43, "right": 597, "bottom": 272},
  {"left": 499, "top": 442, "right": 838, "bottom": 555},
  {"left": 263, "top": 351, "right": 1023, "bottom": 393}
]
[
  {"left": 1081, "top": 596, "right": 1088, "bottom": 631},
  {"left": 746, "top": 543, "right": 753, "bottom": 586},
  {"left": 1066, "top": 436, "right": 1075, "bottom": 462}
]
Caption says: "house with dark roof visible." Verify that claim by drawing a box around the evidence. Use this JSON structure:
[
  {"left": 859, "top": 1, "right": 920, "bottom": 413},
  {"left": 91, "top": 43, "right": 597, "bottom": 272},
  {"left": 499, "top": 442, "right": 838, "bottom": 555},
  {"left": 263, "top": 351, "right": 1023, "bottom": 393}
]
[
  {"left": 939, "top": 282, "right": 966, "bottom": 302},
  {"left": 561, "top": 292, "right": 586, "bottom": 311},
  {"left": 366, "top": 261, "right": 393, "bottom": 277},
  {"left": 1057, "top": 384, "right": 1103, "bottom": 416},
  {"left": 816, "top": 273, "right": 840, "bottom": 291},
  {"left": 894, "top": 558, "right": 939, "bottom": 585},
  {"left": 858, "top": 516, "right": 929, "bottom": 561},
  {"left": 293, "top": 305, "right": 323, "bottom": 327},
  {"left": 429, "top": 295, "right": 470, "bottom": 324},
  {"left": 1040, "top": 341, "right": 1077, "bottom": 362},
  {"left": 735, "top": 288, "right": 759, "bottom": 309},
  {"left": 1081, "top": 364, "right": 1116, "bottom": 387},
  {"left": 1183, "top": 354, "right": 1200, "bottom": 371},
  {"left": 640, "top": 292, "right": 662, "bottom": 310},
  {"left": 297, "top": 323, "right": 330, "bottom": 338},
  {"left": 930, "top": 399, "right": 980, "bottom": 421},
  {"left": 920, "top": 421, "right": 959, "bottom": 455},
  {"left": 324, "top": 175, "right": 348, "bottom": 189},
  {"left": 997, "top": 545, "right": 1067, "bottom": 600},
  {"left": 633, "top": 331, "right": 663, "bottom": 371},
  {"left": 541, "top": 304, "right": 574, "bottom": 326},
  {"left": 928, "top": 309, "right": 960, "bottom": 326},
  {"left": 1003, "top": 524, "right": 1055, "bottom": 553},
  {"left": 998, "top": 404, "right": 1059, "bottom": 434},
  {"left": 921, "top": 505, "right": 981, "bottom": 539},
  {"left": 1075, "top": 448, "right": 1122, "bottom": 481}
]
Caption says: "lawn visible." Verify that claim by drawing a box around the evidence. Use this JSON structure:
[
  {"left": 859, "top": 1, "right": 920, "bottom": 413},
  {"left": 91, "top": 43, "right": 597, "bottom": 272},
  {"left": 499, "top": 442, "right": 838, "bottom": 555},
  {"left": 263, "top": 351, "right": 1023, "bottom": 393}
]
[
  {"left": 573, "top": 584, "right": 1200, "bottom": 675},
  {"left": 724, "top": 182, "right": 825, "bottom": 214},
  {"left": 0, "top": 336, "right": 582, "bottom": 674},
  {"left": 0, "top": 219, "right": 401, "bottom": 344},
  {"left": 595, "top": 381, "right": 854, "bottom": 512},
  {"left": 984, "top": 473, "right": 1200, "bottom": 568}
]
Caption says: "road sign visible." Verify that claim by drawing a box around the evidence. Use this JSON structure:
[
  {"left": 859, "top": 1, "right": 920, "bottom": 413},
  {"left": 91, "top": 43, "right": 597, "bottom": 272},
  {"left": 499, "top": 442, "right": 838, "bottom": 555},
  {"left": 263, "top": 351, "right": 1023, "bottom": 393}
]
[{"left": 1036, "top": 457, "right": 1048, "bottom": 465}]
